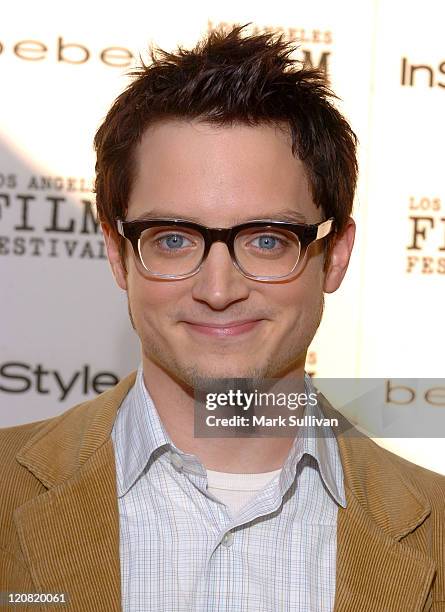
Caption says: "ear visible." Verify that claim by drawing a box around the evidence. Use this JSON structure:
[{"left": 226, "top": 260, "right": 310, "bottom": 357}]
[
  {"left": 323, "top": 217, "right": 356, "bottom": 293},
  {"left": 101, "top": 223, "right": 128, "bottom": 291}
]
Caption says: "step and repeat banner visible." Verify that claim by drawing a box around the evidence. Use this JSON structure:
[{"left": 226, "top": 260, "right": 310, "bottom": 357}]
[{"left": 1, "top": 1, "right": 444, "bottom": 472}]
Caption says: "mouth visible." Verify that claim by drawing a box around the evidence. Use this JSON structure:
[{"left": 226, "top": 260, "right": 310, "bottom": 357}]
[{"left": 181, "top": 319, "right": 265, "bottom": 337}]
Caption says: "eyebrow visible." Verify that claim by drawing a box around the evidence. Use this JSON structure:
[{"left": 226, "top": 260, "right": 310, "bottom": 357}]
[{"left": 131, "top": 207, "right": 310, "bottom": 225}]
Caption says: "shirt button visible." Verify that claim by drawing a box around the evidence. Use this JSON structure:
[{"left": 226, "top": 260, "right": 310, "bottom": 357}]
[
  {"left": 221, "top": 531, "right": 234, "bottom": 547},
  {"left": 169, "top": 452, "right": 184, "bottom": 470}
]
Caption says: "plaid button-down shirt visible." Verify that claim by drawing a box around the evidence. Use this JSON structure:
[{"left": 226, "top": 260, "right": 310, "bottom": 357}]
[{"left": 111, "top": 365, "right": 346, "bottom": 611}]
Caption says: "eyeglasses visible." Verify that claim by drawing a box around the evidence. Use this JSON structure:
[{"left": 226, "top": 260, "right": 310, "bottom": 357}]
[{"left": 116, "top": 217, "right": 335, "bottom": 281}]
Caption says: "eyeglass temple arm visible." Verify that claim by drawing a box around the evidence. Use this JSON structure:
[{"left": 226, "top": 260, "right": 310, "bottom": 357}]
[{"left": 316, "top": 218, "right": 335, "bottom": 240}]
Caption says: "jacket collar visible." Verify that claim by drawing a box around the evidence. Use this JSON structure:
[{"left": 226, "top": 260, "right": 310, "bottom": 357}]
[{"left": 14, "top": 373, "right": 436, "bottom": 611}]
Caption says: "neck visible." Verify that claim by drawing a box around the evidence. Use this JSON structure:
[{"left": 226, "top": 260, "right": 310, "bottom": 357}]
[{"left": 141, "top": 356, "right": 306, "bottom": 473}]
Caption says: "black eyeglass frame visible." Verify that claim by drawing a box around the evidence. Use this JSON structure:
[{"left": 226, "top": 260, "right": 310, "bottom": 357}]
[{"left": 116, "top": 217, "right": 336, "bottom": 281}]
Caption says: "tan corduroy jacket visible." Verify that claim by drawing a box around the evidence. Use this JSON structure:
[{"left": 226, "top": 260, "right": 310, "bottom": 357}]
[{"left": 1, "top": 371, "right": 444, "bottom": 611}]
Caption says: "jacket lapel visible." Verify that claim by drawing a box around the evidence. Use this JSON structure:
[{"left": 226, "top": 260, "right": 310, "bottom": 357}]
[
  {"left": 334, "top": 492, "right": 435, "bottom": 611},
  {"left": 13, "top": 372, "right": 137, "bottom": 612},
  {"left": 317, "top": 394, "right": 436, "bottom": 611}
]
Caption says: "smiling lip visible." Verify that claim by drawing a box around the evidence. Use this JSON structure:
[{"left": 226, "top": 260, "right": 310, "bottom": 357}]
[{"left": 183, "top": 319, "right": 263, "bottom": 337}]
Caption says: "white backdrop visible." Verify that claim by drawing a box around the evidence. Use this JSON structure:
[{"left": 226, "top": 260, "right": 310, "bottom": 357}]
[{"left": 1, "top": 0, "right": 444, "bottom": 473}]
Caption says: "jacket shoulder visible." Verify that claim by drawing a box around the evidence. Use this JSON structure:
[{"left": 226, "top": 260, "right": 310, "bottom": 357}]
[
  {"left": 0, "top": 415, "right": 54, "bottom": 458},
  {"left": 377, "top": 441, "right": 445, "bottom": 509}
]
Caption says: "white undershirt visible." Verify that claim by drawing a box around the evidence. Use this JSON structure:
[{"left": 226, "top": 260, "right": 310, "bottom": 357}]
[{"left": 206, "top": 467, "right": 282, "bottom": 515}]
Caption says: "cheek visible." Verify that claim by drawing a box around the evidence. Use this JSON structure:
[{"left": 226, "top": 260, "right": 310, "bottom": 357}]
[
  {"left": 269, "top": 263, "right": 325, "bottom": 327},
  {"left": 273, "top": 271, "right": 323, "bottom": 311},
  {"left": 273, "top": 286, "right": 317, "bottom": 322},
  {"left": 126, "top": 270, "right": 189, "bottom": 324}
]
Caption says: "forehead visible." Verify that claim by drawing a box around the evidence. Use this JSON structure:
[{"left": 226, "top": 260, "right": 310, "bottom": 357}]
[{"left": 129, "top": 118, "right": 321, "bottom": 225}]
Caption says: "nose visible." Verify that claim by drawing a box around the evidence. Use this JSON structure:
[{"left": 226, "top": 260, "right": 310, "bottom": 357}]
[{"left": 191, "top": 242, "right": 250, "bottom": 310}]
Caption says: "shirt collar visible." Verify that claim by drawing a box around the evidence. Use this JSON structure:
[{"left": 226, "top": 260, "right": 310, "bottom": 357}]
[
  {"left": 283, "top": 373, "right": 346, "bottom": 508},
  {"left": 112, "top": 364, "right": 172, "bottom": 497},
  {"left": 112, "top": 365, "right": 346, "bottom": 507}
]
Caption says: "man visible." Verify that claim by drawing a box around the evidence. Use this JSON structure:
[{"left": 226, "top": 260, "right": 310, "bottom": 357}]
[{"left": 1, "top": 24, "right": 444, "bottom": 612}]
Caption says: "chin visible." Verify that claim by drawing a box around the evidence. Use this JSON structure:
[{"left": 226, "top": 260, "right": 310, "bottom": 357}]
[
  {"left": 186, "top": 362, "right": 263, "bottom": 381},
  {"left": 172, "top": 359, "right": 271, "bottom": 389}
]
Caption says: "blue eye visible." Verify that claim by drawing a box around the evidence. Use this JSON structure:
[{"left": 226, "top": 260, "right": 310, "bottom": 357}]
[
  {"left": 159, "top": 234, "right": 192, "bottom": 250},
  {"left": 255, "top": 236, "right": 277, "bottom": 249},
  {"left": 251, "top": 235, "right": 281, "bottom": 250}
]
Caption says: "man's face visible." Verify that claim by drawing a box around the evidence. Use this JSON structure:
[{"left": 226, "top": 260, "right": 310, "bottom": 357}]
[{"left": 104, "top": 119, "right": 354, "bottom": 386}]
